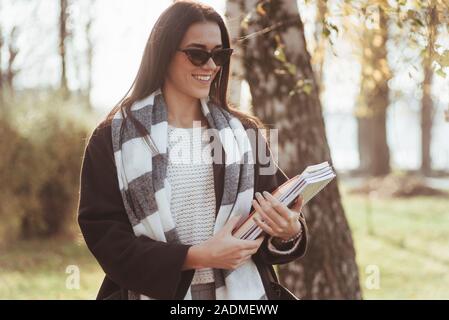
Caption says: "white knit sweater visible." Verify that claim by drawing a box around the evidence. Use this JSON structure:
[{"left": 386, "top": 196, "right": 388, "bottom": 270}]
[
  {"left": 166, "top": 124, "right": 302, "bottom": 285},
  {"left": 167, "top": 125, "right": 216, "bottom": 284}
]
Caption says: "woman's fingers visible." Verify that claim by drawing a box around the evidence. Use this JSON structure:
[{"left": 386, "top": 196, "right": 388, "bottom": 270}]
[
  {"left": 254, "top": 192, "right": 285, "bottom": 227},
  {"left": 253, "top": 215, "right": 276, "bottom": 236},
  {"left": 229, "top": 237, "right": 264, "bottom": 270},
  {"left": 240, "top": 246, "right": 259, "bottom": 257},
  {"left": 229, "top": 245, "right": 260, "bottom": 269},
  {"left": 262, "top": 191, "right": 299, "bottom": 221},
  {"left": 238, "top": 252, "right": 253, "bottom": 263},
  {"left": 236, "top": 238, "right": 261, "bottom": 250},
  {"left": 290, "top": 195, "right": 304, "bottom": 214},
  {"left": 252, "top": 199, "right": 279, "bottom": 232}
]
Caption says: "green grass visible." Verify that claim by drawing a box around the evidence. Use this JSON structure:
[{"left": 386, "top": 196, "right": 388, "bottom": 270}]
[
  {"left": 1, "top": 190, "right": 448, "bottom": 299},
  {"left": 0, "top": 235, "right": 103, "bottom": 299},
  {"left": 342, "top": 193, "right": 449, "bottom": 299}
]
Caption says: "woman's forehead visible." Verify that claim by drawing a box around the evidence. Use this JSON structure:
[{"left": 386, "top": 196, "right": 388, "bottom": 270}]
[{"left": 180, "top": 22, "right": 222, "bottom": 49}]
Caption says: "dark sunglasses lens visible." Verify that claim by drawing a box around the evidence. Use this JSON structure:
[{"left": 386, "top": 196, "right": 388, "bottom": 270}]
[
  {"left": 184, "top": 48, "right": 232, "bottom": 66},
  {"left": 186, "top": 50, "right": 210, "bottom": 66},
  {"left": 212, "top": 49, "right": 232, "bottom": 66}
]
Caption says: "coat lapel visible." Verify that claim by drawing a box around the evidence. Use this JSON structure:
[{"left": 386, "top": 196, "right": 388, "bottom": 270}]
[{"left": 212, "top": 145, "right": 225, "bottom": 217}]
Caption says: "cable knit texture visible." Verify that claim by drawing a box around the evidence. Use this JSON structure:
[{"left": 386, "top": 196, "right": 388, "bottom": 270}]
[{"left": 166, "top": 125, "right": 215, "bottom": 285}]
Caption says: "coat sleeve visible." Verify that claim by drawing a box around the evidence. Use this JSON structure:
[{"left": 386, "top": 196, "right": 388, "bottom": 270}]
[
  {"left": 252, "top": 129, "right": 309, "bottom": 265},
  {"left": 77, "top": 124, "right": 193, "bottom": 299}
]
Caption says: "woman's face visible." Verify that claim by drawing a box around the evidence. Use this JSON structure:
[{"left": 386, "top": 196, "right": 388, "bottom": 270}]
[{"left": 165, "top": 21, "right": 223, "bottom": 100}]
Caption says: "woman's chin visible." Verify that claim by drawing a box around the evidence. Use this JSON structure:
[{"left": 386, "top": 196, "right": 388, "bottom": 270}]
[{"left": 190, "top": 86, "right": 211, "bottom": 100}]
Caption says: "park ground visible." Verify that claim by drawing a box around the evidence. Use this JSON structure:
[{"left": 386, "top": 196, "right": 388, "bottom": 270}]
[{"left": 1, "top": 184, "right": 448, "bottom": 299}]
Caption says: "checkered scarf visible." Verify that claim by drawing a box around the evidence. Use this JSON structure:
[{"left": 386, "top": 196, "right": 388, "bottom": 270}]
[{"left": 111, "top": 89, "right": 267, "bottom": 300}]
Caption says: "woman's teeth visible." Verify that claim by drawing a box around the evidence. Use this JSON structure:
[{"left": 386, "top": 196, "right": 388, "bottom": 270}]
[{"left": 193, "top": 74, "right": 212, "bottom": 81}]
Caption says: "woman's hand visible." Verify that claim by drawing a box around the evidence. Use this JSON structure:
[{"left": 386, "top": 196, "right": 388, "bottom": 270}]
[
  {"left": 252, "top": 191, "right": 303, "bottom": 241},
  {"left": 195, "top": 216, "right": 264, "bottom": 270}
]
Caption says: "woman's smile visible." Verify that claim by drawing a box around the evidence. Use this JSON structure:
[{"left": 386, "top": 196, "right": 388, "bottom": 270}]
[{"left": 192, "top": 73, "right": 213, "bottom": 85}]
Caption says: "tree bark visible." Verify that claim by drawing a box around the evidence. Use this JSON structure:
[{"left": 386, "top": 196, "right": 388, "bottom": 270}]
[
  {"left": 234, "top": 0, "right": 362, "bottom": 299},
  {"left": 356, "top": 5, "right": 391, "bottom": 176},
  {"left": 85, "top": 2, "right": 94, "bottom": 110},
  {"left": 59, "top": 0, "right": 69, "bottom": 98},
  {"left": 421, "top": 58, "right": 433, "bottom": 175},
  {"left": 420, "top": 5, "right": 437, "bottom": 176},
  {"left": 6, "top": 26, "right": 19, "bottom": 91},
  {"left": 225, "top": 0, "right": 244, "bottom": 108},
  {"left": 312, "top": 0, "right": 328, "bottom": 93},
  {"left": 0, "top": 21, "right": 3, "bottom": 98}
]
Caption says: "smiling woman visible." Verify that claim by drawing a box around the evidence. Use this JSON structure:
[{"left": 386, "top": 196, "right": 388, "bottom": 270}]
[
  {"left": 77, "top": 0, "right": 308, "bottom": 301},
  {"left": 163, "top": 20, "right": 231, "bottom": 127}
]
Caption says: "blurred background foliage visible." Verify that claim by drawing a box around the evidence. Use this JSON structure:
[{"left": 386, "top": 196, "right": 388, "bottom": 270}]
[
  {"left": 0, "top": 0, "right": 448, "bottom": 299},
  {"left": 0, "top": 92, "right": 96, "bottom": 243}
]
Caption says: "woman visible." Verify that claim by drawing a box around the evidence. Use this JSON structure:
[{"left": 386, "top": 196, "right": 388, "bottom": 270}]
[{"left": 78, "top": 0, "right": 308, "bottom": 300}]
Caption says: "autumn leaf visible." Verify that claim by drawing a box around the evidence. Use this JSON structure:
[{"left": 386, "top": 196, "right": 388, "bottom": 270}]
[
  {"left": 303, "top": 83, "right": 313, "bottom": 95},
  {"left": 274, "top": 46, "right": 287, "bottom": 63},
  {"left": 284, "top": 62, "right": 297, "bottom": 76},
  {"left": 256, "top": 2, "right": 267, "bottom": 16},
  {"left": 435, "top": 67, "right": 446, "bottom": 78},
  {"left": 439, "top": 50, "right": 449, "bottom": 67},
  {"left": 241, "top": 12, "right": 252, "bottom": 30}
]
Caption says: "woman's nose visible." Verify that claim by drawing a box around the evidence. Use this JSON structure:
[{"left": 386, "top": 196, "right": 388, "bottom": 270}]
[{"left": 203, "top": 57, "right": 217, "bottom": 70}]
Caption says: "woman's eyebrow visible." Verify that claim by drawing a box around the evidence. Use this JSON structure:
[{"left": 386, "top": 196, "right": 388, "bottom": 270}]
[{"left": 186, "top": 43, "right": 223, "bottom": 49}]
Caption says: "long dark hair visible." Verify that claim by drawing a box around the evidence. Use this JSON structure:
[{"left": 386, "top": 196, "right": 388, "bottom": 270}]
[{"left": 103, "top": 0, "right": 263, "bottom": 132}]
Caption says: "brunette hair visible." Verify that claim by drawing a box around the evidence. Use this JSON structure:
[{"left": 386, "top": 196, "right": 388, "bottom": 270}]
[{"left": 103, "top": 0, "right": 263, "bottom": 132}]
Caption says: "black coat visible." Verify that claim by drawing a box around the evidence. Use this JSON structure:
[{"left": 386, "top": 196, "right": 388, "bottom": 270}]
[{"left": 77, "top": 121, "right": 308, "bottom": 300}]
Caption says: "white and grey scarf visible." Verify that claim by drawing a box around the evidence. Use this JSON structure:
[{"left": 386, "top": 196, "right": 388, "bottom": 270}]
[{"left": 111, "top": 89, "right": 267, "bottom": 300}]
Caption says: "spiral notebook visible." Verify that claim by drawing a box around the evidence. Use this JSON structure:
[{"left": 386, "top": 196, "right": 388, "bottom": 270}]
[{"left": 232, "top": 161, "right": 336, "bottom": 240}]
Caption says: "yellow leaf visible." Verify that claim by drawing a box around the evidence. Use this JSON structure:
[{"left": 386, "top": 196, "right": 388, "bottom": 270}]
[
  {"left": 274, "top": 47, "right": 286, "bottom": 63},
  {"left": 241, "top": 13, "right": 252, "bottom": 30},
  {"left": 435, "top": 68, "right": 446, "bottom": 78},
  {"left": 256, "top": 2, "right": 267, "bottom": 16},
  {"left": 285, "top": 62, "right": 297, "bottom": 76},
  {"left": 439, "top": 50, "right": 449, "bottom": 67},
  {"left": 303, "top": 83, "right": 313, "bottom": 95}
]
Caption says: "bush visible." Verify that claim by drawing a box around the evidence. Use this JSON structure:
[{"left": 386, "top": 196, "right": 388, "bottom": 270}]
[
  {"left": 0, "top": 92, "right": 98, "bottom": 243},
  {"left": 0, "top": 119, "right": 39, "bottom": 243}
]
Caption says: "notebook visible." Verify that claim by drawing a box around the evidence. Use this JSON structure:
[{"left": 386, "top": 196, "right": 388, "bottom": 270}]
[{"left": 232, "top": 161, "right": 336, "bottom": 240}]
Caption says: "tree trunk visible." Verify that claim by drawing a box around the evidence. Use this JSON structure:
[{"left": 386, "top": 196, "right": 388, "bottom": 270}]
[
  {"left": 85, "top": 3, "right": 94, "bottom": 110},
  {"left": 234, "top": 0, "right": 362, "bottom": 299},
  {"left": 420, "top": 5, "right": 437, "bottom": 176},
  {"left": 356, "top": 6, "right": 391, "bottom": 176},
  {"left": 59, "top": 0, "right": 69, "bottom": 98},
  {"left": 0, "top": 21, "right": 3, "bottom": 99},
  {"left": 225, "top": 1, "right": 244, "bottom": 108},
  {"left": 6, "top": 26, "right": 19, "bottom": 91},
  {"left": 421, "top": 58, "right": 433, "bottom": 175},
  {"left": 312, "top": 0, "right": 328, "bottom": 93}
]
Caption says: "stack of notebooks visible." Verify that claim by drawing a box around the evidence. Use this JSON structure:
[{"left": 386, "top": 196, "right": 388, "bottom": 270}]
[{"left": 232, "top": 161, "right": 336, "bottom": 240}]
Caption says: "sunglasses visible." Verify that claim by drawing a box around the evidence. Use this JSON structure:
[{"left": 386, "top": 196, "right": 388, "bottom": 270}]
[{"left": 177, "top": 48, "right": 233, "bottom": 67}]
